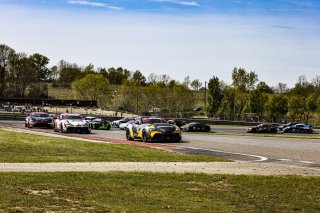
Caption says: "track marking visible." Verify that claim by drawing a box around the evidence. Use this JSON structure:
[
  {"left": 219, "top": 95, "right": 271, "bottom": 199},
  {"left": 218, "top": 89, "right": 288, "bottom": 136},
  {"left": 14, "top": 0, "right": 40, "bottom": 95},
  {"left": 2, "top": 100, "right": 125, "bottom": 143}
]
[
  {"left": 278, "top": 159, "right": 291, "bottom": 162},
  {"left": 300, "top": 161, "right": 315, "bottom": 164},
  {"left": 173, "top": 146, "right": 268, "bottom": 162}
]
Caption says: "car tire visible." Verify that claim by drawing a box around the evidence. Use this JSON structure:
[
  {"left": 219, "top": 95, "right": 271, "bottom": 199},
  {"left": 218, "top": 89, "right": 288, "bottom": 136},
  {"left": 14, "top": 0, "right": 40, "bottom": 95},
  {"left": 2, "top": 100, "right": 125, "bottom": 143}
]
[
  {"left": 54, "top": 123, "right": 59, "bottom": 132},
  {"left": 60, "top": 124, "right": 66, "bottom": 133},
  {"left": 142, "top": 131, "right": 148, "bottom": 142},
  {"left": 126, "top": 130, "right": 134, "bottom": 141}
]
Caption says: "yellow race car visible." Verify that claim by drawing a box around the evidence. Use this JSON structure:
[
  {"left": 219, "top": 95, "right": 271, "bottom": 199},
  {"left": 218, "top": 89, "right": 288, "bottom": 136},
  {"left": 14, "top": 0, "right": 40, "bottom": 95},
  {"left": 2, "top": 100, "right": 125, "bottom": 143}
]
[{"left": 126, "top": 117, "right": 182, "bottom": 142}]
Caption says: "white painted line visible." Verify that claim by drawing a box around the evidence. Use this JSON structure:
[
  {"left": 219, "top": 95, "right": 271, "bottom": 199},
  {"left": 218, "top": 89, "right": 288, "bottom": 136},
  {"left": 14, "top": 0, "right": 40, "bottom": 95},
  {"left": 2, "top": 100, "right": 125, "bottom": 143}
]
[
  {"left": 175, "top": 146, "right": 268, "bottom": 162},
  {"left": 300, "top": 161, "right": 315, "bottom": 164},
  {"left": 278, "top": 159, "right": 291, "bottom": 161}
]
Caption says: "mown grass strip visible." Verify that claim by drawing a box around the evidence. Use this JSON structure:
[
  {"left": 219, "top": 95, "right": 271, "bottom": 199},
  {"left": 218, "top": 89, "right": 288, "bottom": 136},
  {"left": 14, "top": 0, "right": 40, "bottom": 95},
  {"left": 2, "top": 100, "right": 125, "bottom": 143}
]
[
  {"left": 0, "top": 129, "right": 226, "bottom": 163},
  {"left": 0, "top": 172, "right": 319, "bottom": 212}
]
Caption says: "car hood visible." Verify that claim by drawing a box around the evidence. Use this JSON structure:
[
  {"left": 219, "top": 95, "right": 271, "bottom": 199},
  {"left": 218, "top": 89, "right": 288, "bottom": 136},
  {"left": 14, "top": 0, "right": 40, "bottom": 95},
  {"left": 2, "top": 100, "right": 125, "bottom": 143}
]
[
  {"left": 66, "top": 119, "right": 87, "bottom": 125},
  {"left": 151, "top": 123, "right": 178, "bottom": 133},
  {"left": 31, "top": 117, "right": 52, "bottom": 121}
]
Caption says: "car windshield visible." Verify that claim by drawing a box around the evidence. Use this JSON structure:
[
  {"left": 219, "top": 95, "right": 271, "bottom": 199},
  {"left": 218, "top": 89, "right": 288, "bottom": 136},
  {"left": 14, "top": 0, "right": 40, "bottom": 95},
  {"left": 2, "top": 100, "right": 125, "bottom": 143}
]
[
  {"left": 142, "top": 119, "right": 167, "bottom": 124},
  {"left": 63, "top": 115, "right": 83, "bottom": 120},
  {"left": 32, "top": 113, "right": 50, "bottom": 118}
]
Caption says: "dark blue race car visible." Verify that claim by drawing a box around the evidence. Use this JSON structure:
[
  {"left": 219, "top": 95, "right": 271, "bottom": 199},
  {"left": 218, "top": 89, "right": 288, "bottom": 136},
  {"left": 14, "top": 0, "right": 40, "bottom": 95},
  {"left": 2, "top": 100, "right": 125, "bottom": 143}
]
[{"left": 283, "top": 124, "right": 313, "bottom": 133}]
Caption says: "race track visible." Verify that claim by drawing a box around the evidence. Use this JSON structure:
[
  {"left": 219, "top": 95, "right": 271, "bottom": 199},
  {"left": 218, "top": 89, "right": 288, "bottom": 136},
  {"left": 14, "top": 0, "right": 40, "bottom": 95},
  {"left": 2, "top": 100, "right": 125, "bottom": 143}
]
[{"left": 1, "top": 121, "right": 320, "bottom": 171}]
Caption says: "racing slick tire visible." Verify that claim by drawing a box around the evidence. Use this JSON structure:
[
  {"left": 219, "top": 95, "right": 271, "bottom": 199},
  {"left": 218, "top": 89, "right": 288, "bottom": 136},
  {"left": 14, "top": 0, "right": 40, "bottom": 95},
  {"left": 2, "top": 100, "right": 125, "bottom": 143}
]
[
  {"left": 60, "top": 124, "right": 66, "bottom": 133},
  {"left": 53, "top": 124, "right": 59, "bottom": 132},
  {"left": 142, "top": 131, "right": 148, "bottom": 142},
  {"left": 126, "top": 129, "right": 134, "bottom": 141},
  {"left": 84, "top": 128, "right": 91, "bottom": 134}
]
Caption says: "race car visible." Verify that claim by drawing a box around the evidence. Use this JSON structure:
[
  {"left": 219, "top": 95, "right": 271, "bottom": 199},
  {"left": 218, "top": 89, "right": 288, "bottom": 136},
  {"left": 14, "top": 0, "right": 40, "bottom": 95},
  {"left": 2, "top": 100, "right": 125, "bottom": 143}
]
[
  {"left": 112, "top": 117, "right": 130, "bottom": 127},
  {"left": 119, "top": 120, "right": 134, "bottom": 130},
  {"left": 247, "top": 123, "right": 278, "bottom": 133},
  {"left": 25, "top": 112, "right": 53, "bottom": 128},
  {"left": 126, "top": 116, "right": 182, "bottom": 142},
  {"left": 180, "top": 122, "right": 211, "bottom": 132},
  {"left": 53, "top": 113, "right": 91, "bottom": 133},
  {"left": 91, "top": 118, "right": 111, "bottom": 130}
]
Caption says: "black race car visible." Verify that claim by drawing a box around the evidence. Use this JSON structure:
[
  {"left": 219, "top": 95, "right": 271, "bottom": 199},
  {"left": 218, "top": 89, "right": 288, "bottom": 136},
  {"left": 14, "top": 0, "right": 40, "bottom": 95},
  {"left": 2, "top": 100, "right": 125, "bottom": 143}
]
[
  {"left": 180, "top": 122, "right": 211, "bottom": 132},
  {"left": 247, "top": 123, "right": 278, "bottom": 133}
]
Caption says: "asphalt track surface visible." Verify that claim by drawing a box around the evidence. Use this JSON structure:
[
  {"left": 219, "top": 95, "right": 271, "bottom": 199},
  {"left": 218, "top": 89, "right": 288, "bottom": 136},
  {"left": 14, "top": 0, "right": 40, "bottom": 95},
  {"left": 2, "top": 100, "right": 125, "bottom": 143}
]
[{"left": 1, "top": 121, "right": 320, "bottom": 171}]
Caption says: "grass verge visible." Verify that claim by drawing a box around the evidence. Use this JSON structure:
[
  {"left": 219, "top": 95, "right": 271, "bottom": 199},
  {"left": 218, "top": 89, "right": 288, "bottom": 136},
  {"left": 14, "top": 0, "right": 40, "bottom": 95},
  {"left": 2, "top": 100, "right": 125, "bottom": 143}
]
[
  {"left": 0, "top": 172, "right": 319, "bottom": 212},
  {"left": 0, "top": 129, "right": 226, "bottom": 163}
]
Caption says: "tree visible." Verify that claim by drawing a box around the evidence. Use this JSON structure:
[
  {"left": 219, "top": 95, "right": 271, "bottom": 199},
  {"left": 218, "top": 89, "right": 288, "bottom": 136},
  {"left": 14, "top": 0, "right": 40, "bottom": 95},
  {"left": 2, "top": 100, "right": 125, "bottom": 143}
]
[
  {"left": 183, "top": 76, "right": 191, "bottom": 88},
  {"left": 7, "top": 52, "right": 37, "bottom": 97},
  {"left": 207, "top": 76, "right": 223, "bottom": 117},
  {"left": 58, "top": 60, "right": 82, "bottom": 85},
  {"left": 190, "top": 79, "right": 203, "bottom": 91},
  {"left": 29, "top": 53, "right": 50, "bottom": 81},
  {"left": 312, "top": 75, "right": 320, "bottom": 92},
  {"left": 106, "top": 67, "right": 131, "bottom": 85},
  {"left": 132, "top": 70, "right": 146, "bottom": 86},
  {"left": 72, "top": 74, "right": 109, "bottom": 101},
  {"left": 305, "top": 94, "right": 319, "bottom": 123},
  {"left": 287, "top": 96, "right": 306, "bottom": 122},
  {"left": 232, "top": 67, "right": 258, "bottom": 92},
  {"left": 217, "top": 86, "right": 236, "bottom": 120},
  {"left": 248, "top": 89, "right": 268, "bottom": 118},
  {"left": 0, "top": 44, "right": 15, "bottom": 97},
  {"left": 273, "top": 82, "right": 288, "bottom": 94},
  {"left": 147, "top": 73, "right": 159, "bottom": 85},
  {"left": 256, "top": 81, "right": 273, "bottom": 94},
  {"left": 290, "top": 75, "right": 315, "bottom": 96},
  {"left": 265, "top": 95, "right": 288, "bottom": 122},
  {"left": 82, "top": 63, "right": 95, "bottom": 76}
]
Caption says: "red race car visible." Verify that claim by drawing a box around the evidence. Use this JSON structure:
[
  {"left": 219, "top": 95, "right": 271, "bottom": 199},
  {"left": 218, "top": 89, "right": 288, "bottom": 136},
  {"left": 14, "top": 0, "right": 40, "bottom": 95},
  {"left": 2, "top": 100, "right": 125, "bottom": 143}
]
[{"left": 25, "top": 112, "right": 54, "bottom": 128}]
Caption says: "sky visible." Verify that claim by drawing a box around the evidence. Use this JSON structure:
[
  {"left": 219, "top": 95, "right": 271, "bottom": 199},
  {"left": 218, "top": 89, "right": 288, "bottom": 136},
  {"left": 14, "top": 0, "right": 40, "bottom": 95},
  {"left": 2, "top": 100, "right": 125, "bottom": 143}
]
[{"left": 0, "top": 0, "right": 319, "bottom": 87}]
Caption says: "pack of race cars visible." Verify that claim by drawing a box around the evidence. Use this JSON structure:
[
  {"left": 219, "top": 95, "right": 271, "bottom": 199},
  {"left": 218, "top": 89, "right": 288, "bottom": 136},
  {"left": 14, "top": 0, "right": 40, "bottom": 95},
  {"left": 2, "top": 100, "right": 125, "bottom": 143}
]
[{"left": 24, "top": 112, "right": 316, "bottom": 142}]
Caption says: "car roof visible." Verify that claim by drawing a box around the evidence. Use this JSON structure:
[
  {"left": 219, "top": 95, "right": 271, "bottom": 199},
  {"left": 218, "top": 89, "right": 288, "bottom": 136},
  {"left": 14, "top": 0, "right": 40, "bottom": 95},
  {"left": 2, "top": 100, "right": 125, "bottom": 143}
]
[
  {"left": 61, "top": 113, "right": 81, "bottom": 116},
  {"left": 31, "top": 112, "right": 48, "bottom": 115}
]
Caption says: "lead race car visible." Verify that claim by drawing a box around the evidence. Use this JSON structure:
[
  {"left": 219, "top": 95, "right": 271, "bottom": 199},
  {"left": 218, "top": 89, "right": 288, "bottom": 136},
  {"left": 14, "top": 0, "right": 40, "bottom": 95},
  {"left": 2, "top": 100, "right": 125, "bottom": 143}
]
[
  {"left": 53, "top": 113, "right": 91, "bottom": 133},
  {"left": 126, "top": 116, "right": 182, "bottom": 142}
]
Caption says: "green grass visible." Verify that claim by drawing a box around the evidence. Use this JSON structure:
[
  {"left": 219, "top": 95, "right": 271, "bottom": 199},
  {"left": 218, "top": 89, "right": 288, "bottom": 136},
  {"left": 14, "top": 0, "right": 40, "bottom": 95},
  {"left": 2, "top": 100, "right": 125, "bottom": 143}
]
[
  {"left": 0, "top": 129, "right": 226, "bottom": 163},
  {"left": 0, "top": 172, "right": 319, "bottom": 212}
]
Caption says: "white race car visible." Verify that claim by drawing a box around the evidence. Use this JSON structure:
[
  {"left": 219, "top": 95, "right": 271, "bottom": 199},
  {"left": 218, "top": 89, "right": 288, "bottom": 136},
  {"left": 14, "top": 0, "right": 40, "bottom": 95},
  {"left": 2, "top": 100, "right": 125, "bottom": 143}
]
[
  {"left": 119, "top": 120, "right": 134, "bottom": 130},
  {"left": 53, "top": 113, "right": 91, "bottom": 134}
]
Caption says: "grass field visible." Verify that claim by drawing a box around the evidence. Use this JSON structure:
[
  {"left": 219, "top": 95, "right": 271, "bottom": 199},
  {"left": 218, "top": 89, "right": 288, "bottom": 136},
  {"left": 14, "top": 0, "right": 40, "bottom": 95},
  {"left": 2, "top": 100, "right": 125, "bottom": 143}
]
[
  {"left": 0, "top": 172, "right": 319, "bottom": 212},
  {"left": 0, "top": 129, "right": 226, "bottom": 163}
]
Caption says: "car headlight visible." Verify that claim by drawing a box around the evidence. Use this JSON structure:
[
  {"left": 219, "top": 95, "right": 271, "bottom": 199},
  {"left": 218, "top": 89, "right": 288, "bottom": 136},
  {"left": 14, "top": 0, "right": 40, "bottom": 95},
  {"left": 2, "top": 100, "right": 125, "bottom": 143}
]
[{"left": 65, "top": 120, "right": 70, "bottom": 126}]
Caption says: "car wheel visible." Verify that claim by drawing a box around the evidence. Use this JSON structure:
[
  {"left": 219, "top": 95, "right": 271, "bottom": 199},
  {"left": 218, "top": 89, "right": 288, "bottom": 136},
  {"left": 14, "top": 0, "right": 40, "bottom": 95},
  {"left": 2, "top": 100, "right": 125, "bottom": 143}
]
[
  {"left": 142, "top": 131, "right": 148, "bottom": 142},
  {"left": 85, "top": 128, "right": 91, "bottom": 134},
  {"left": 126, "top": 130, "right": 134, "bottom": 141},
  {"left": 53, "top": 123, "right": 59, "bottom": 132},
  {"left": 60, "top": 124, "right": 66, "bottom": 133}
]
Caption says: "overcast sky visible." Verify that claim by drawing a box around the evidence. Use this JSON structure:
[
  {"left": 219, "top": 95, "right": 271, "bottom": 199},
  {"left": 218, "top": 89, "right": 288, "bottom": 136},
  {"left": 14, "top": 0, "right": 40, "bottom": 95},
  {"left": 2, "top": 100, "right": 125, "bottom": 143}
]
[{"left": 0, "top": 0, "right": 319, "bottom": 87}]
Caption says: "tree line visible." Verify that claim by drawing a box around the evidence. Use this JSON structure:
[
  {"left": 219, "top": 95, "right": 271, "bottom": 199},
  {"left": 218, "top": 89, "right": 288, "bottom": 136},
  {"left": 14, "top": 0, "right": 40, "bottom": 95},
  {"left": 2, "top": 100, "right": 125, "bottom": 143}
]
[{"left": 1, "top": 44, "right": 319, "bottom": 123}]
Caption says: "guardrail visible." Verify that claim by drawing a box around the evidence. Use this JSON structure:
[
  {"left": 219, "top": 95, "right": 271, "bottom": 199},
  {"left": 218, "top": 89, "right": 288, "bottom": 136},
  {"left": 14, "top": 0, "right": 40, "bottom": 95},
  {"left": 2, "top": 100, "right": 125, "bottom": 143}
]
[{"left": 0, "top": 114, "right": 26, "bottom": 121}]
